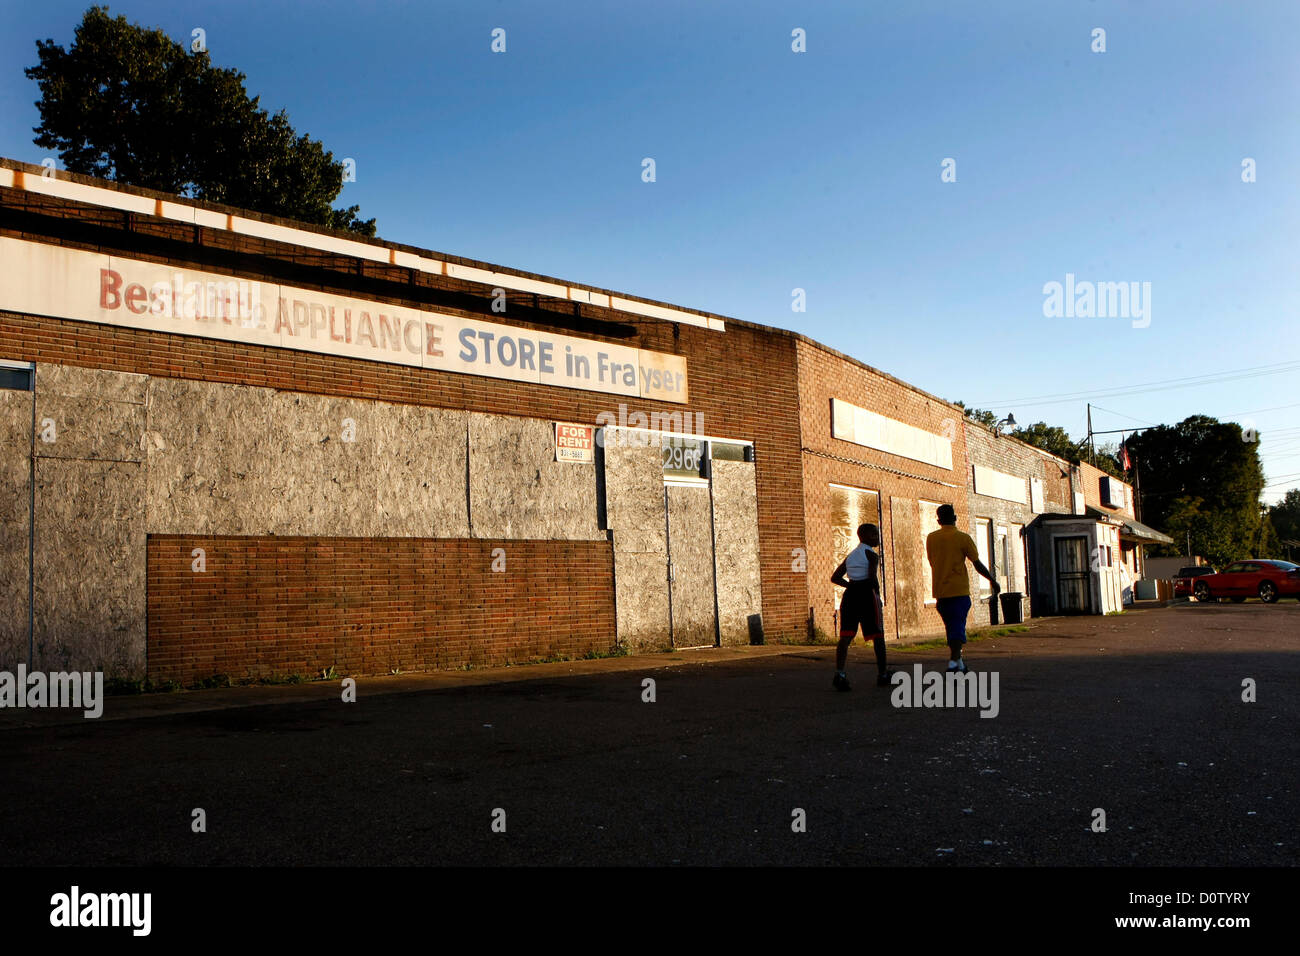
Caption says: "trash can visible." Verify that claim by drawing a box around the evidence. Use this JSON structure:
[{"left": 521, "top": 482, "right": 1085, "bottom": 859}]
[{"left": 999, "top": 592, "right": 1024, "bottom": 624}]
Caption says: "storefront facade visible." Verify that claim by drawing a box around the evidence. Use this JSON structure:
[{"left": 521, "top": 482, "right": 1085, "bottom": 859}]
[
  {"left": 0, "top": 160, "right": 805, "bottom": 681},
  {"left": 0, "top": 158, "right": 1167, "bottom": 682}
]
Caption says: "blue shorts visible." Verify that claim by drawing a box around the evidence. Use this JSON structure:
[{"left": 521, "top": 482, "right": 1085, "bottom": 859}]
[{"left": 936, "top": 595, "right": 972, "bottom": 646}]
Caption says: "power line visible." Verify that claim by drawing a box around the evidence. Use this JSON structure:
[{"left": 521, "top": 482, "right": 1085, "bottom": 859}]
[
  {"left": 975, "top": 359, "right": 1300, "bottom": 407},
  {"left": 1089, "top": 404, "right": 1159, "bottom": 428},
  {"left": 1224, "top": 401, "right": 1300, "bottom": 418}
]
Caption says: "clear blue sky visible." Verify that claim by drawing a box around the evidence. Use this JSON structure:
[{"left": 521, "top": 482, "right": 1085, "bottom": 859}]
[{"left": 2, "top": 0, "right": 1297, "bottom": 502}]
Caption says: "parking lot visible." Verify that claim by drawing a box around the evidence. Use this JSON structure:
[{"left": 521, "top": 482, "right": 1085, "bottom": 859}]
[{"left": 1, "top": 602, "right": 1296, "bottom": 866}]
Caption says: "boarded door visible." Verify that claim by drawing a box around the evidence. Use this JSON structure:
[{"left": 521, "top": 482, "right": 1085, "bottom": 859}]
[
  {"left": 829, "top": 484, "right": 882, "bottom": 635},
  {"left": 890, "top": 497, "right": 924, "bottom": 638},
  {"left": 667, "top": 485, "right": 718, "bottom": 647}
]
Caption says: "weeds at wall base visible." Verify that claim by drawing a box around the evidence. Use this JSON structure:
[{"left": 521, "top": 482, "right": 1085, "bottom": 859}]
[{"left": 892, "top": 624, "right": 1031, "bottom": 653}]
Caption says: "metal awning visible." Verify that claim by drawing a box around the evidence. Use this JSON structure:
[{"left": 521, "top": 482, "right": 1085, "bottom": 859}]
[
  {"left": 1118, "top": 517, "right": 1175, "bottom": 545},
  {"left": 1084, "top": 506, "right": 1174, "bottom": 544}
]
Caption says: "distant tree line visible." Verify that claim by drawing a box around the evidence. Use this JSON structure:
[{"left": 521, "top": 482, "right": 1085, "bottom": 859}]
[{"left": 954, "top": 403, "right": 1285, "bottom": 567}]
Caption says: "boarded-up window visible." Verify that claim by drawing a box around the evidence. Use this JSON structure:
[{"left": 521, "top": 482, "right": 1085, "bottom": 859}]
[
  {"left": 996, "top": 524, "right": 1010, "bottom": 591},
  {"left": 918, "top": 499, "right": 944, "bottom": 602},
  {"left": 1030, "top": 477, "right": 1045, "bottom": 514},
  {"left": 973, "top": 518, "right": 993, "bottom": 594},
  {"left": 1010, "top": 522, "right": 1026, "bottom": 592},
  {"left": 830, "top": 483, "right": 882, "bottom": 596}
]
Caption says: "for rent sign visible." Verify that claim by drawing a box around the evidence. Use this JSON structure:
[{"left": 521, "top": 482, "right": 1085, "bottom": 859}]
[
  {"left": 555, "top": 423, "right": 595, "bottom": 463},
  {"left": 0, "top": 236, "right": 689, "bottom": 403}
]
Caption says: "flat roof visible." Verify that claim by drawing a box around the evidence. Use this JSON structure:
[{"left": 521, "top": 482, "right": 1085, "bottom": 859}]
[{"left": 0, "top": 156, "right": 981, "bottom": 420}]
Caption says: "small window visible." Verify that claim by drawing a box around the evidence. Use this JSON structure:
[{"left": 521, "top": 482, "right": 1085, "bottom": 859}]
[
  {"left": 662, "top": 435, "right": 705, "bottom": 479},
  {"left": 0, "top": 362, "right": 33, "bottom": 391},
  {"left": 710, "top": 441, "right": 751, "bottom": 463}
]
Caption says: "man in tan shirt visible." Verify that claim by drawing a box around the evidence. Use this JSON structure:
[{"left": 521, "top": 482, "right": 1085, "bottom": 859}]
[{"left": 925, "top": 504, "right": 999, "bottom": 672}]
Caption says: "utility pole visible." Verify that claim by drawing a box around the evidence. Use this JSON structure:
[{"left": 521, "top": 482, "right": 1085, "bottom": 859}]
[
  {"left": 1133, "top": 446, "right": 1142, "bottom": 522},
  {"left": 1086, "top": 403, "right": 1095, "bottom": 461}
]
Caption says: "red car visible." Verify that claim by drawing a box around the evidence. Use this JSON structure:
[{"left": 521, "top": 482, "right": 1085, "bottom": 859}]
[{"left": 1193, "top": 560, "right": 1300, "bottom": 604}]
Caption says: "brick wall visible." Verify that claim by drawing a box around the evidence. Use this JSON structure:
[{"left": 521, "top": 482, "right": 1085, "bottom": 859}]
[
  {"left": 1078, "top": 460, "right": 1135, "bottom": 518},
  {"left": 795, "top": 339, "right": 971, "bottom": 640},
  {"left": 963, "top": 423, "right": 1074, "bottom": 626},
  {"left": 1036, "top": 452, "right": 1076, "bottom": 515},
  {"left": 0, "top": 176, "right": 808, "bottom": 644},
  {"left": 147, "top": 536, "right": 615, "bottom": 683}
]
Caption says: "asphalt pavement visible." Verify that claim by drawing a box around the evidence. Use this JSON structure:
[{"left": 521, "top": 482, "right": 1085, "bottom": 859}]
[{"left": 1, "top": 602, "right": 1296, "bottom": 866}]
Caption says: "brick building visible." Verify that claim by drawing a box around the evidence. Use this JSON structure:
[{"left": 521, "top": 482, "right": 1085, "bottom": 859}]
[
  {"left": 961, "top": 422, "right": 1076, "bottom": 627},
  {"left": 0, "top": 158, "right": 1167, "bottom": 683},
  {"left": 0, "top": 159, "right": 804, "bottom": 682},
  {"left": 1075, "top": 460, "right": 1171, "bottom": 581},
  {"left": 796, "top": 339, "right": 972, "bottom": 641}
]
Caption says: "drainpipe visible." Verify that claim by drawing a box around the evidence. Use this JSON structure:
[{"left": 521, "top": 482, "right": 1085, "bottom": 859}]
[{"left": 28, "top": 365, "right": 36, "bottom": 667}]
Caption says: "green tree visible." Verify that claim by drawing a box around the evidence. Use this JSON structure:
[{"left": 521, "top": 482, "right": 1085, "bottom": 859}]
[
  {"left": 25, "top": 6, "right": 374, "bottom": 235},
  {"left": 1089, "top": 441, "right": 1125, "bottom": 480},
  {"left": 1159, "top": 496, "right": 1234, "bottom": 566},
  {"left": 1010, "top": 421, "right": 1079, "bottom": 461},
  {"left": 1255, "top": 512, "right": 1282, "bottom": 559},
  {"left": 952, "top": 402, "right": 998, "bottom": 428},
  {"left": 1126, "top": 416, "right": 1268, "bottom": 564},
  {"left": 1270, "top": 488, "right": 1300, "bottom": 541},
  {"left": 1268, "top": 488, "right": 1300, "bottom": 561},
  {"left": 1007, "top": 421, "right": 1125, "bottom": 478}
]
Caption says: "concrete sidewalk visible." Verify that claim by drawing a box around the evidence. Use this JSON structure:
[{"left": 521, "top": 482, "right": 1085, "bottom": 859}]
[
  {"left": 0, "top": 642, "right": 814, "bottom": 728},
  {"left": 0, "top": 615, "right": 1061, "bottom": 728}
]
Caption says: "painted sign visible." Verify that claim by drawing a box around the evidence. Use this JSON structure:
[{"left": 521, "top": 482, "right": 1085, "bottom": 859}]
[
  {"left": 0, "top": 237, "right": 689, "bottom": 403},
  {"left": 555, "top": 422, "right": 595, "bottom": 463},
  {"left": 831, "top": 398, "right": 953, "bottom": 470},
  {"left": 972, "top": 464, "right": 1028, "bottom": 505}
]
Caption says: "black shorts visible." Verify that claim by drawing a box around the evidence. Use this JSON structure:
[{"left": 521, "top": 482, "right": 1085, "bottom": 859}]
[{"left": 839, "top": 580, "right": 883, "bottom": 638}]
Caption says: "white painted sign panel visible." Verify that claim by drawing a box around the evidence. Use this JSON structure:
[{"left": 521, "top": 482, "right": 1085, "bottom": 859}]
[
  {"left": 0, "top": 236, "right": 689, "bottom": 403},
  {"left": 972, "top": 464, "right": 1028, "bottom": 505},
  {"left": 831, "top": 398, "right": 953, "bottom": 470}
]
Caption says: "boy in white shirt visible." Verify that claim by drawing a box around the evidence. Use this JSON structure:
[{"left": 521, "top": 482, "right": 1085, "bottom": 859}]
[{"left": 830, "top": 523, "right": 891, "bottom": 690}]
